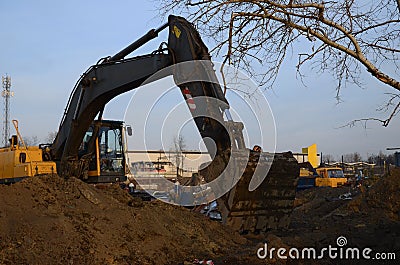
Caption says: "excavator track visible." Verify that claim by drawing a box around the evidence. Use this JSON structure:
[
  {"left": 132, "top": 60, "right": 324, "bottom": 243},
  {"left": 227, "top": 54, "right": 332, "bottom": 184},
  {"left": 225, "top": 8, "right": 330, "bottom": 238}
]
[{"left": 200, "top": 150, "right": 299, "bottom": 233}]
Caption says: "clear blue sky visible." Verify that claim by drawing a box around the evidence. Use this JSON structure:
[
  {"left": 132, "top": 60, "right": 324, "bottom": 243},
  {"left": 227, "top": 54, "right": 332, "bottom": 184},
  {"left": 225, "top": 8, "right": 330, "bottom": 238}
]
[{"left": 0, "top": 0, "right": 398, "bottom": 160}]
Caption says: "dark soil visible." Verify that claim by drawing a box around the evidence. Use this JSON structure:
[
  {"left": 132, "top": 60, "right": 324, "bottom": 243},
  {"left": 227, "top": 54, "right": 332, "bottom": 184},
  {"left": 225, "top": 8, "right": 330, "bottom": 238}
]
[
  {"left": 0, "top": 175, "right": 246, "bottom": 265},
  {"left": 1, "top": 168, "right": 400, "bottom": 265}
]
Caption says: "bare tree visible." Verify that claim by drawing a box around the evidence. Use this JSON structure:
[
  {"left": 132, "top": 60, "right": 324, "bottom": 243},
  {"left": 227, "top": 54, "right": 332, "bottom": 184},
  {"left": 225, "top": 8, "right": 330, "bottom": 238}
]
[
  {"left": 343, "top": 152, "right": 362, "bottom": 162},
  {"left": 45, "top": 131, "right": 58, "bottom": 143},
  {"left": 368, "top": 151, "right": 395, "bottom": 165},
  {"left": 23, "top": 136, "right": 39, "bottom": 146},
  {"left": 173, "top": 135, "right": 186, "bottom": 178},
  {"left": 158, "top": 0, "right": 400, "bottom": 126},
  {"left": 322, "top": 153, "right": 335, "bottom": 163}
]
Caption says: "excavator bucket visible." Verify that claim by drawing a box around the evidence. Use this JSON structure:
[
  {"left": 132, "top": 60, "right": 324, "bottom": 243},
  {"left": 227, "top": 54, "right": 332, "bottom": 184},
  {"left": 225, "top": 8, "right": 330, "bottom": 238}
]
[{"left": 200, "top": 150, "right": 299, "bottom": 233}]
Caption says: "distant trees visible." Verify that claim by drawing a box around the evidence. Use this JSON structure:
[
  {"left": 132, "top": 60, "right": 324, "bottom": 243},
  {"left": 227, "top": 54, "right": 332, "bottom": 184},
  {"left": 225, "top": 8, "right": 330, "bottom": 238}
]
[
  {"left": 367, "top": 151, "right": 395, "bottom": 165},
  {"left": 322, "top": 152, "right": 363, "bottom": 163},
  {"left": 22, "top": 136, "right": 39, "bottom": 146},
  {"left": 343, "top": 152, "right": 362, "bottom": 163},
  {"left": 323, "top": 151, "right": 395, "bottom": 165},
  {"left": 45, "top": 131, "right": 58, "bottom": 143},
  {"left": 342, "top": 151, "right": 395, "bottom": 165},
  {"left": 17, "top": 131, "right": 57, "bottom": 146},
  {"left": 322, "top": 153, "right": 335, "bottom": 164}
]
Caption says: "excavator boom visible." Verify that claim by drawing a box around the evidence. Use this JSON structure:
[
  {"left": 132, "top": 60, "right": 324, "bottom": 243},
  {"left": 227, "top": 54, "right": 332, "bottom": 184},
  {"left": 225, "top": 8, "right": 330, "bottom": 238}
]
[{"left": 45, "top": 15, "right": 299, "bottom": 232}]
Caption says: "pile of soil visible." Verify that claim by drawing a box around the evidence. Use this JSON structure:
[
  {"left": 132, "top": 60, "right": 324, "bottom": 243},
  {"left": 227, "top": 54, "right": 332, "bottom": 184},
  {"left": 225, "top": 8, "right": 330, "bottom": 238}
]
[
  {"left": 349, "top": 167, "right": 400, "bottom": 221},
  {"left": 0, "top": 175, "right": 246, "bottom": 265},
  {"left": 1, "top": 169, "right": 400, "bottom": 264},
  {"left": 275, "top": 168, "right": 400, "bottom": 264}
]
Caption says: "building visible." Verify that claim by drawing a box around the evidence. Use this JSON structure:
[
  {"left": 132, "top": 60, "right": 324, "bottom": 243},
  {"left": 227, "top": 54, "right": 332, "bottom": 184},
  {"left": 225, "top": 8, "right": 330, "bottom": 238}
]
[{"left": 126, "top": 150, "right": 211, "bottom": 181}]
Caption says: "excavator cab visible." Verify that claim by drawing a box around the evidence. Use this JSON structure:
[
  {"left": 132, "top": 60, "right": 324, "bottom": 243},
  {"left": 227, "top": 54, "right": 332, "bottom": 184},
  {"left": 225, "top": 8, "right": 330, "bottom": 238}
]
[{"left": 79, "top": 120, "right": 127, "bottom": 183}]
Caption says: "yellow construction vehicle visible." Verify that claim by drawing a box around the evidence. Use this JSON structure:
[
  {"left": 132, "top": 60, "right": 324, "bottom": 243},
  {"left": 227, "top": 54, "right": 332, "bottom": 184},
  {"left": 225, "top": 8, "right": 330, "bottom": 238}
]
[
  {"left": 315, "top": 167, "right": 347, "bottom": 187},
  {"left": 0, "top": 120, "right": 56, "bottom": 184},
  {"left": 296, "top": 144, "right": 347, "bottom": 188},
  {"left": 0, "top": 15, "right": 299, "bottom": 233},
  {"left": 297, "top": 164, "right": 347, "bottom": 188}
]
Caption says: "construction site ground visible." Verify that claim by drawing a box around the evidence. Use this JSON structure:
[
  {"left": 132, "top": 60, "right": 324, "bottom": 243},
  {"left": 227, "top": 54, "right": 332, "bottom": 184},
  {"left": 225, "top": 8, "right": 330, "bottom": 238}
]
[{"left": 1, "top": 168, "right": 399, "bottom": 265}]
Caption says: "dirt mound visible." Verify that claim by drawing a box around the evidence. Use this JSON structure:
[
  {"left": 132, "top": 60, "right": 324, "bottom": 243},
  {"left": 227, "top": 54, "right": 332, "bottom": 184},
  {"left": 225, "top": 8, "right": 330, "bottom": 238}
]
[
  {"left": 277, "top": 170, "right": 400, "bottom": 263},
  {"left": 293, "top": 168, "right": 400, "bottom": 225},
  {"left": 362, "top": 168, "right": 400, "bottom": 221},
  {"left": 0, "top": 175, "right": 246, "bottom": 265},
  {"left": 2, "top": 170, "right": 399, "bottom": 264}
]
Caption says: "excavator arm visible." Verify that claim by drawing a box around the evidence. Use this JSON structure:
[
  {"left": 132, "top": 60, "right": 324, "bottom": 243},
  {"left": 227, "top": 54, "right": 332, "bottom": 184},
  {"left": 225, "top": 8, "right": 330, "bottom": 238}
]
[
  {"left": 48, "top": 15, "right": 299, "bottom": 233},
  {"left": 52, "top": 53, "right": 172, "bottom": 168},
  {"left": 51, "top": 15, "right": 238, "bottom": 178}
]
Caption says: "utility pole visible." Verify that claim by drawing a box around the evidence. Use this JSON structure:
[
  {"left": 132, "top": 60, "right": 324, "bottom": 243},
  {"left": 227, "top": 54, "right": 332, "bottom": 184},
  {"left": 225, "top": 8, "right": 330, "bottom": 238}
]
[{"left": 2, "top": 75, "right": 14, "bottom": 146}]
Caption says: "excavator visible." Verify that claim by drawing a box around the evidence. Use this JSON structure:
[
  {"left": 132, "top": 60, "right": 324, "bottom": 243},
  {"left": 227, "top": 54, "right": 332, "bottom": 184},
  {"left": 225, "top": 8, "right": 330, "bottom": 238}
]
[{"left": 0, "top": 15, "right": 299, "bottom": 233}]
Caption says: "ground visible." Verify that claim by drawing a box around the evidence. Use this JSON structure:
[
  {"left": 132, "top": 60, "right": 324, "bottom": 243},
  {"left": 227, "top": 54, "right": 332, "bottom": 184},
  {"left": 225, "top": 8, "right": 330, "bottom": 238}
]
[{"left": 1, "top": 168, "right": 400, "bottom": 264}]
